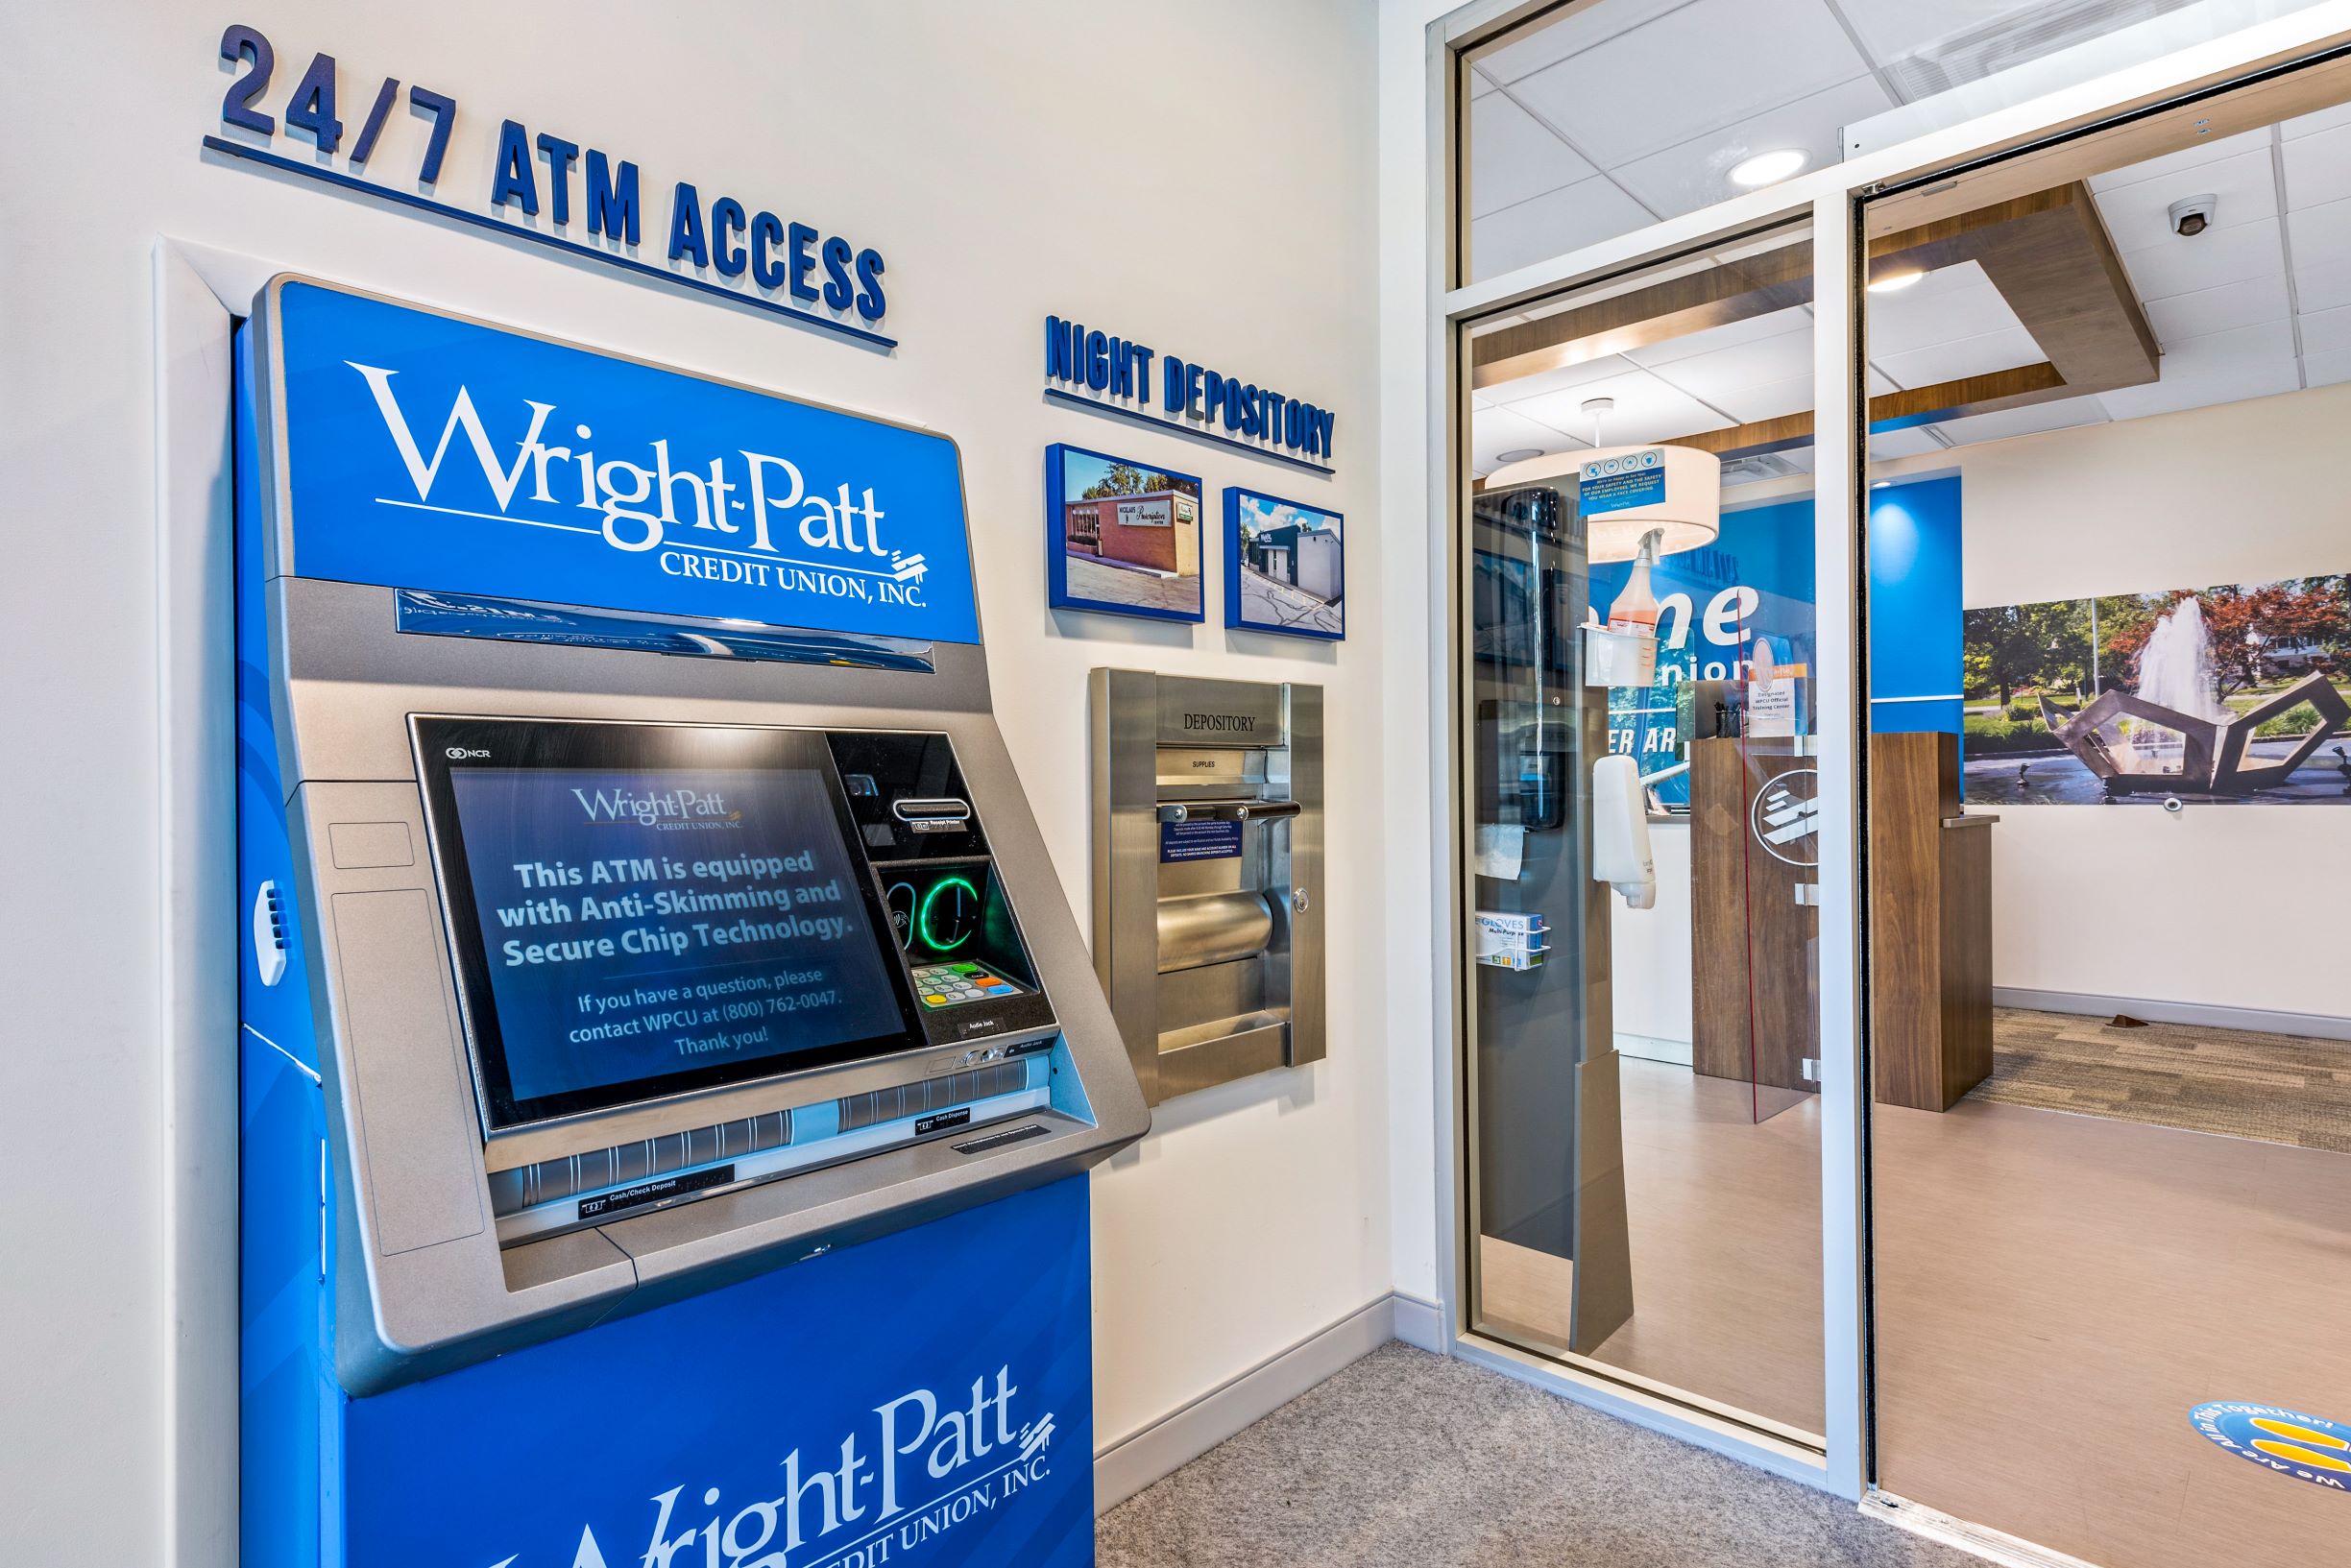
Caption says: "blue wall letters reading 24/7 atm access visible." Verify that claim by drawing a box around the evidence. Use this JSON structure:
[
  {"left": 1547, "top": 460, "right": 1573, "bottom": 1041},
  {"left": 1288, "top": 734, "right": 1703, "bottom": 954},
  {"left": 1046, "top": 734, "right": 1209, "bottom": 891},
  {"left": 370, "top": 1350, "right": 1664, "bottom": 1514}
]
[
  {"left": 1042, "top": 316, "right": 1339, "bottom": 476},
  {"left": 270, "top": 281, "right": 979, "bottom": 642},
  {"left": 206, "top": 23, "right": 891, "bottom": 348}
]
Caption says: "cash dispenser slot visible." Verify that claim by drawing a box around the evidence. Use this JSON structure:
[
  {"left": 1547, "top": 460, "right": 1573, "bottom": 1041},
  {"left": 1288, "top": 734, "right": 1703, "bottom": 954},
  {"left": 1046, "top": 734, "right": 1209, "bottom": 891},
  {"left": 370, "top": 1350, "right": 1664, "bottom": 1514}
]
[{"left": 1088, "top": 670, "right": 1325, "bottom": 1105}]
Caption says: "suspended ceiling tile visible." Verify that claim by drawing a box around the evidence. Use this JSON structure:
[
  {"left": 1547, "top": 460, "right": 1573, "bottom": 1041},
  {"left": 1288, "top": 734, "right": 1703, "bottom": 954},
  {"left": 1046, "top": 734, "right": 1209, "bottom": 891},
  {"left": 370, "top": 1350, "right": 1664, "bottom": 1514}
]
[
  {"left": 2297, "top": 301, "right": 2351, "bottom": 357},
  {"left": 1867, "top": 426, "right": 1948, "bottom": 461},
  {"left": 1631, "top": 314, "right": 1812, "bottom": 396},
  {"left": 2091, "top": 147, "right": 2277, "bottom": 251},
  {"left": 1867, "top": 266, "right": 2024, "bottom": 357},
  {"left": 2288, "top": 195, "right": 2351, "bottom": 279},
  {"left": 1482, "top": 350, "right": 1643, "bottom": 406},
  {"left": 1508, "top": 0, "right": 1868, "bottom": 169},
  {"left": 2301, "top": 346, "right": 2351, "bottom": 386},
  {"left": 1707, "top": 371, "right": 1814, "bottom": 422},
  {"left": 1509, "top": 366, "right": 1735, "bottom": 446},
  {"left": 2086, "top": 128, "right": 2269, "bottom": 190},
  {"left": 2116, "top": 215, "right": 2283, "bottom": 302},
  {"left": 1932, "top": 395, "right": 2111, "bottom": 447},
  {"left": 1468, "top": 175, "right": 1659, "bottom": 281},
  {"left": 1473, "top": 0, "right": 1701, "bottom": 86},
  {"left": 1870, "top": 324, "right": 2045, "bottom": 390},
  {"left": 2143, "top": 272, "right": 2290, "bottom": 344},
  {"left": 2291, "top": 255, "right": 2351, "bottom": 314},
  {"left": 1826, "top": 0, "right": 2037, "bottom": 62},
  {"left": 2097, "top": 319, "right": 2296, "bottom": 419},
  {"left": 1470, "top": 93, "right": 1599, "bottom": 217},
  {"left": 1471, "top": 403, "right": 1589, "bottom": 471},
  {"left": 2281, "top": 121, "right": 2351, "bottom": 211},
  {"left": 1612, "top": 74, "right": 1895, "bottom": 218}
]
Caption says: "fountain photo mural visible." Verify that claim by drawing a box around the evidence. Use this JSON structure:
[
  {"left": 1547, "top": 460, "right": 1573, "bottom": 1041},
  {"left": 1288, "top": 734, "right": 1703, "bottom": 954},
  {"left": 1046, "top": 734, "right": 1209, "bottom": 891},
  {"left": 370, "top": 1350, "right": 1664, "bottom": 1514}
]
[{"left": 1961, "top": 575, "right": 2351, "bottom": 805}]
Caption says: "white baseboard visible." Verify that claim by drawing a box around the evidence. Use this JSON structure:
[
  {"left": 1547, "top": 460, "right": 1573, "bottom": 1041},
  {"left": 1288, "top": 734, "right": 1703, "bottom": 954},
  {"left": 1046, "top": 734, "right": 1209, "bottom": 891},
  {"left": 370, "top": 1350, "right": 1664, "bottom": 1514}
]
[
  {"left": 1861, "top": 1491, "right": 2105, "bottom": 1568},
  {"left": 1995, "top": 985, "right": 2351, "bottom": 1043},
  {"left": 1094, "top": 1292, "right": 1439, "bottom": 1512},
  {"left": 1390, "top": 1291, "right": 1446, "bottom": 1351}
]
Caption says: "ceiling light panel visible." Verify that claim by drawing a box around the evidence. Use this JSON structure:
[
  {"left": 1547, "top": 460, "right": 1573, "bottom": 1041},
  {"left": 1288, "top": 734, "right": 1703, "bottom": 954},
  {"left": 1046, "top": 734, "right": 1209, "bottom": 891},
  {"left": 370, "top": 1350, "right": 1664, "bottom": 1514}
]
[
  {"left": 1614, "top": 75, "right": 1895, "bottom": 215},
  {"left": 1507, "top": 0, "right": 1869, "bottom": 169}
]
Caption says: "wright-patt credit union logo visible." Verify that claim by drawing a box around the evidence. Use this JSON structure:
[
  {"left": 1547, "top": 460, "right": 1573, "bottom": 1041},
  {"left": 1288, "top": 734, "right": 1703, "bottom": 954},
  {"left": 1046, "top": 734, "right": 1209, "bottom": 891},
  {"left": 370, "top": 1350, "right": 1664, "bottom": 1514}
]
[
  {"left": 1749, "top": 766, "right": 1822, "bottom": 867},
  {"left": 2190, "top": 1402, "right": 2351, "bottom": 1491}
]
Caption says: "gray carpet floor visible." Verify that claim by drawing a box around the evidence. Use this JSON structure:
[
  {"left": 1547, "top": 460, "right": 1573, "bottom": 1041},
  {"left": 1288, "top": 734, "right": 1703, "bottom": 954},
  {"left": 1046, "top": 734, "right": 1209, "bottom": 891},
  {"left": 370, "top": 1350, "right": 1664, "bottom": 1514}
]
[{"left": 1097, "top": 1344, "right": 1974, "bottom": 1567}]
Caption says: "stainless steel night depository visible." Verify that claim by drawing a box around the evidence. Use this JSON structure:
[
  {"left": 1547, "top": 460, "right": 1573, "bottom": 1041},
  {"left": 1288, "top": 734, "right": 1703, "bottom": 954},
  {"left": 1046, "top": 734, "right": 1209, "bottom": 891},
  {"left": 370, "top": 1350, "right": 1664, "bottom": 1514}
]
[
  {"left": 241, "top": 277, "right": 1150, "bottom": 1395},
  {"left": 1089, "top": 671, "right": 1324, "bottom": 1103}
]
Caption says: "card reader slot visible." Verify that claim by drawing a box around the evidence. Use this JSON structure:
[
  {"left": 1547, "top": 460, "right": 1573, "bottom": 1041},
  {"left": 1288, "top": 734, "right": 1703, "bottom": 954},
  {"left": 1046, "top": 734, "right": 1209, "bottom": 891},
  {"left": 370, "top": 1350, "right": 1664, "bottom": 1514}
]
[{"left": 488, "top": 1109, "right": 790, "bottom": 1217}]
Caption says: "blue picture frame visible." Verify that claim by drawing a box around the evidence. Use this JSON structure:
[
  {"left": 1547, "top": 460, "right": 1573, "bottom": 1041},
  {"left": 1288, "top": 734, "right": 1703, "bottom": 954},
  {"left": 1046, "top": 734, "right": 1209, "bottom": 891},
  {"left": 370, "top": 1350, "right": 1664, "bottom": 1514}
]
[
  {"left": 1224, "top": 486, "right": 1345, "bottom": 641},
  {"left": 1045, "top": 443, "right": 1206, "bottom": 624}
]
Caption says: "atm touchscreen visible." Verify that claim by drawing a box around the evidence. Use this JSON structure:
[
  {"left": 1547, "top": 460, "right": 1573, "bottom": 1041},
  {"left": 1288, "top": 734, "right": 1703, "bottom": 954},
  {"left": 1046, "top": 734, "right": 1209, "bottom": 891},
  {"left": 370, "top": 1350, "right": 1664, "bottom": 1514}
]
[{"left": 413, "top": 716, "right": 929, "bottom": 1130}]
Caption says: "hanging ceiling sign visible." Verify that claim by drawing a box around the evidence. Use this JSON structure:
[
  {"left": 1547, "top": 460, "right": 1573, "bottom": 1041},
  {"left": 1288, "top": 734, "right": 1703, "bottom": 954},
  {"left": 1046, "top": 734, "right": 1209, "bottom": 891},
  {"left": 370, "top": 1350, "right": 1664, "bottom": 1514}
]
[
  {"left": 1041, "top": 315, "right": 1339, "bottom": 477},
  {"left": 203, "top": 22, "right": 894, "bottom": 350}
]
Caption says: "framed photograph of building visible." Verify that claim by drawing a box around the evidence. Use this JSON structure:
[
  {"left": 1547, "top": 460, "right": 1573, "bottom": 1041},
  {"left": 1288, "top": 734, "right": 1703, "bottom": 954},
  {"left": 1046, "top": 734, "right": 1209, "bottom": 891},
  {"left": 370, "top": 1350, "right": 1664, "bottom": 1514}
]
[
  {"left": 1045, "top": 444, "right": 1205, "bottom": 623},
  {"left": 1225, "top": 487, "right": 1345, "bottom": 640}
]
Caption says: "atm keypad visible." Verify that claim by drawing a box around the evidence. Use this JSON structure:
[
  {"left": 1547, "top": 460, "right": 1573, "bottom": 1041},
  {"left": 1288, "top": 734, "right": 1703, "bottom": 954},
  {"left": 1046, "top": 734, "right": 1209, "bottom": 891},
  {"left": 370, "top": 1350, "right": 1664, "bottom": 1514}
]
[{"left": 910, "top": 960, "right": 1021, "bottom": 1008}]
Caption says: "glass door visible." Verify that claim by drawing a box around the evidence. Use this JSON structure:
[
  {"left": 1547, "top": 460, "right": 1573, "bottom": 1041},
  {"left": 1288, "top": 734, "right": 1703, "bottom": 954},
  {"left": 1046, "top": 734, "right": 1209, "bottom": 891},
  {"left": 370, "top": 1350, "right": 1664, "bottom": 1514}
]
[
  {"left": 1859, "top": 49, "right": 2351, "bottom": 1563},
  {"left": 1460, "top": 225, "right": 1830, "bottom": 1442}
]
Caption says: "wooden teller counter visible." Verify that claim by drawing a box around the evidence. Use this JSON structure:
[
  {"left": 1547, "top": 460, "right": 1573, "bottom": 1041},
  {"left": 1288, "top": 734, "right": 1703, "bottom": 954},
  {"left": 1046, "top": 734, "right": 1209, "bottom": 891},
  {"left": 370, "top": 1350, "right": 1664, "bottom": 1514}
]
[{"left": 1690, "top": 730, "right": 1995, "bottom": 1112}]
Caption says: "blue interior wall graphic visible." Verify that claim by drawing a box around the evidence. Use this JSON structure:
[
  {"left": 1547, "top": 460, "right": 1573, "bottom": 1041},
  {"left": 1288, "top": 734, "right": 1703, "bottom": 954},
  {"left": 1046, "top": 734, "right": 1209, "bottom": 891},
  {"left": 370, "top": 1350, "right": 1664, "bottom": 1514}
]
[{"left": 1587, "top": 477, "right": 1962, "bottom": 808}]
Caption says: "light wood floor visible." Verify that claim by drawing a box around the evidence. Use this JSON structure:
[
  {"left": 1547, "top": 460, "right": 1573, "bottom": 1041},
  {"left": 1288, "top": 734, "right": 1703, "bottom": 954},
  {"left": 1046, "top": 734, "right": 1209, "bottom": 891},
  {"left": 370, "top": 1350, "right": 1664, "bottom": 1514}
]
[
  {"left": 1476, "top": 1056, "right": 2351, "bottom": 1567},
  {"left": 1478, "top": 1058, "right": 1827, "bottom": 1437},
  {"left": 1876, "top": 1097, "right": 2351, "bottom": 1568}
]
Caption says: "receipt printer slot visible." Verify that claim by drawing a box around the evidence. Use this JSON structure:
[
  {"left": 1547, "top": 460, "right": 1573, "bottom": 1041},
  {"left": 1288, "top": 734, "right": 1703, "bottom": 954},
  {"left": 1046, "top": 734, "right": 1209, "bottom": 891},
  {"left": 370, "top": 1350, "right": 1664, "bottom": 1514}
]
[{"left": 1089, "top": 671, "right": 1324, "bottom": 1105}]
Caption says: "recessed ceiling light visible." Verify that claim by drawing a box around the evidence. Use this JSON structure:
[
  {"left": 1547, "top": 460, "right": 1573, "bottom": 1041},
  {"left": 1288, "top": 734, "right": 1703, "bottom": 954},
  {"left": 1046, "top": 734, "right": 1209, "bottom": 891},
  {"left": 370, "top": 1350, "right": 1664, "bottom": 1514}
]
[
  {"left": 1729, "top": 149, "right": 1807, "bottom": 188},
  {"left": 1495, "top": 447, "right": 1545, "bottom": 463},
  {"left": 1871, "top": 479, "right": 1893, "bottom": 489},
  {"left": 1868, "top": 269, "right": 1927, "bottom": 293}
]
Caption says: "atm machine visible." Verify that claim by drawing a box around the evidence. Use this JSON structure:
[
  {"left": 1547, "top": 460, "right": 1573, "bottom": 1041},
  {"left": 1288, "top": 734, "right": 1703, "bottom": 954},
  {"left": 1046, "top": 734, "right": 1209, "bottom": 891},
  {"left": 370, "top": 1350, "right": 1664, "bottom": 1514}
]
[{"left": 235, "top": 277, "right": 1148, "bottom": 1568}]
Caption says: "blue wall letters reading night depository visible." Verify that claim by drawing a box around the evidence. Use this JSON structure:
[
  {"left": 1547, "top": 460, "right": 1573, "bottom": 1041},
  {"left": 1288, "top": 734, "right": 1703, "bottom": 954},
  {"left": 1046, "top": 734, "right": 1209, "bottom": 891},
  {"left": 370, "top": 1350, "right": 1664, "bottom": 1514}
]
[
  {"left": 1043, "top": 316, "right": 1339, "bottom": 470},
  {"left": 206, "top": 22, "right": 890, "bottom": 345}
]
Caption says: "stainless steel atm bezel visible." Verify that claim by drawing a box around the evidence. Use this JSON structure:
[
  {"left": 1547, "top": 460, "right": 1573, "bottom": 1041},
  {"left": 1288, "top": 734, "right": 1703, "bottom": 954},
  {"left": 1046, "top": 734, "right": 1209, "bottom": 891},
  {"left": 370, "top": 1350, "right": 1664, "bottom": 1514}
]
[{"left": 246, "top": 274, "right": 1151, "bottom": 1393}]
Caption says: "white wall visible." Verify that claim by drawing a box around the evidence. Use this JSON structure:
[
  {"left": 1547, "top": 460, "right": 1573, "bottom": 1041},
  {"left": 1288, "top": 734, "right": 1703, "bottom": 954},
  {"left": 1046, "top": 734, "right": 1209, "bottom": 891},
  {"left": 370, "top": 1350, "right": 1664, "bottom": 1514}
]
[
  {"left": 1886, "top": 381, "right": 2351, "bottom": 1018},
  {"left": 0, "top": 5, "right": 1386, "bottom": 1560},
  {"left": 1373, "top": 0, "right": 1457, "bottom": 1331}
]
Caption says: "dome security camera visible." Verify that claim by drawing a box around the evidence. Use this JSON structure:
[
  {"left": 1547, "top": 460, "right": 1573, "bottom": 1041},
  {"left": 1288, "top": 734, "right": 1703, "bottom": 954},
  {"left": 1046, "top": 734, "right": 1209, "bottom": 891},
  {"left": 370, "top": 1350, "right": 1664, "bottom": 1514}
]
[{"left": 2168, "top": 194, "right": 2218, "bottom": 237}]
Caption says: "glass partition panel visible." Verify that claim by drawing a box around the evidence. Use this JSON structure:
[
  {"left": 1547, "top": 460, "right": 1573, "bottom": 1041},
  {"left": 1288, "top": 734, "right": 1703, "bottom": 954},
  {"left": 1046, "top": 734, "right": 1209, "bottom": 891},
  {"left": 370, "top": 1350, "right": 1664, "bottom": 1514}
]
[
  {"left": 1860, "top": 55, "right": 2351, "bottom": 1564},
  {"left": 1460, "top": 221, "right": 1827, "bottom": 1440}
]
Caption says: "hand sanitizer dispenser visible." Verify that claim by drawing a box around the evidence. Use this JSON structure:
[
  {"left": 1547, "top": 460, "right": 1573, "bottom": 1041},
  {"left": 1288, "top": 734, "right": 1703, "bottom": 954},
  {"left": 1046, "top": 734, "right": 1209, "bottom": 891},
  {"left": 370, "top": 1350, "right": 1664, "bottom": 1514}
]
[{"left": 1591, "top": 754, "right": 1656, "bottom": 908}]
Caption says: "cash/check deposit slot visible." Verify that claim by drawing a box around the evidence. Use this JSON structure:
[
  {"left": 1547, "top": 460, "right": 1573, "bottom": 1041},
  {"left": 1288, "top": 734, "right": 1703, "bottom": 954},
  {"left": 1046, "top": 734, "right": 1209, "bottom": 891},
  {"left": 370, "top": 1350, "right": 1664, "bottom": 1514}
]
[{"left": 1090, "top": 670, "right": 1324, "bottom": 1104}]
